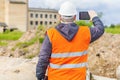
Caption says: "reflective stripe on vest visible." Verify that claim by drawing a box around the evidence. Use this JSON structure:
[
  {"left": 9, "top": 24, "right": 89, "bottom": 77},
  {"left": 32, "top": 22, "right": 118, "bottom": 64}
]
[
  {"left": 50, "top": 62, "right": 88, "bottom": 69},
  {"left": 51, "top": 50, "right": 87, "bottom": 58}
]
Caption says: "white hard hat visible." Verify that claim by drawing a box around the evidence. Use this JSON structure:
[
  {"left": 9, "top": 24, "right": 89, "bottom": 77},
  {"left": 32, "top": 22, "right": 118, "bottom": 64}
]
[{"left": 59, "top": 1, "right": 77, "bottom": 16}]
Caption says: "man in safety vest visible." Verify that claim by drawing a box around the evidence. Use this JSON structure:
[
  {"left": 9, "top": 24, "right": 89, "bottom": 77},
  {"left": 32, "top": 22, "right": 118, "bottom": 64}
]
[{"left": 36, "top": 1, "right": 104, "bottom": 80}]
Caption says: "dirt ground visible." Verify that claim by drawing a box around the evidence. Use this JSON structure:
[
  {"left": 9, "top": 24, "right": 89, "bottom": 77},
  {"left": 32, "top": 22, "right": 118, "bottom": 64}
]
[{"left": 88, "top": 33, "right": 120, "bottom": 78}]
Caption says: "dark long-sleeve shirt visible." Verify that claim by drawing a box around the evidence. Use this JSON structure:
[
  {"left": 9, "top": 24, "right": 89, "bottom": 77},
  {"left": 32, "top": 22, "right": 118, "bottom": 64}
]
[{"left": 36, "top": 17, "right": 104, "bottom": 80}]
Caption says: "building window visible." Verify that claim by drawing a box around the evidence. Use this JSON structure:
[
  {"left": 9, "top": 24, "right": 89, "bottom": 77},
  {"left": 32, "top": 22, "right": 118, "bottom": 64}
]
[
  {"left": 45, "top": 21, "right": 47, "bottom": 25},
  {"left": 40, "top": 21, "right": 43, "bottom": 25},
  {"left": 30, "top": 13, "right": 33, "bottom": 18},
  {"left": 49, "top": 21, "right": 52, "bottom": 25},
  {"left": 35, "top": 21, "right": 38, "bottom": 25},
  {"left": 36, "top": 14, "right": 38, "bottom": 18},
  {"left": 45, "top": 14, "right": 48, "bottom": 18},
  {"left": 54, "top": 15, "right": 57, "bottom": 19},
  {"left": 50, "top": 14, "right": 52, "bottom": 18},
  {"left": 30, "top": 21, "right": 33, "bottom": 25},
  {"left": 40, "top": 14, "right": 43, "bottom": 18}
]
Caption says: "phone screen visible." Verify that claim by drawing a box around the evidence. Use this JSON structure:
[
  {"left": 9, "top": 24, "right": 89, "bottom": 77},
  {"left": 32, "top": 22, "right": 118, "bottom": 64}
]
[{"left": 79, "top": 12, "right": 90, "bottom": 20}]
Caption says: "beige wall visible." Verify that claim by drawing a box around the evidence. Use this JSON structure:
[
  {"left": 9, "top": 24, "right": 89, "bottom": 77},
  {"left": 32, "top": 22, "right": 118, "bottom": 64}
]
[
  {"left": 28, "top": 8, "right": 59, "bottom": 30},
  {"left": 8, "top": 2, "right": 27, "bottom": 31},
  {"left": 0, "top": 0, "right": 28, "bottom": 32},
  {"left": 6, "top": 0, "right": 28, "bottom": 31},
  {"left": 0, "top": 0, "right": 5, "bottom": 22}
]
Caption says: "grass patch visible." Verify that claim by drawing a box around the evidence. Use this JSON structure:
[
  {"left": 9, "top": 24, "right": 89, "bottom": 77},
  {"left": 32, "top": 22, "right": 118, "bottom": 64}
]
[
  {"left": 15, "top": 37, "right": 38, "bottom": 49},
  {"left": 25, "top": 54, "right": 36, "bottom": 59},
  {"left": 0, "top": 30, "right": 23, "bottom": 40},
  {"left": 105, "top": 27, "right": 120, "bottom": 34},
  {"left": 11, "top": 47, "right": 16, "bottom": 51},
  {"left": 76, "top": 20, "right": 92, "bottom": 27},
  {"left": 0, "top": 41, "right": 8, "bottom": 46},
  {"left": 12, "top": 33, "right": 44, "bottom": 50}
]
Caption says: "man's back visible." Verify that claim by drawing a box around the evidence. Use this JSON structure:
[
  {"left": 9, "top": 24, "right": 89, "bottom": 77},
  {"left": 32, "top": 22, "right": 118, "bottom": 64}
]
[
  {"left": 36, "top": 1, "right": 104, "bottom": 80},
  {"left": 47, "top": 26, "right": 91, "bottom": 80}
]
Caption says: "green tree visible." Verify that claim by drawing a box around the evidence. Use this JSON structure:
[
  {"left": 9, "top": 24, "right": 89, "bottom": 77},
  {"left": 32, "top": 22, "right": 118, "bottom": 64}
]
[{"left": 110, "top": 24, "right": 115, "bottom": 28}]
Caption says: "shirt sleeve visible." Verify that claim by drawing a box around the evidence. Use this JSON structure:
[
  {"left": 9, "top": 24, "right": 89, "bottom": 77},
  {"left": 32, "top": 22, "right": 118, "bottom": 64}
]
[
  {"left": 36, "top": 35, "right": 52, "bottom": 80},
  {"left": 90, "top": 17, "right": 105, "bottom": 43}
]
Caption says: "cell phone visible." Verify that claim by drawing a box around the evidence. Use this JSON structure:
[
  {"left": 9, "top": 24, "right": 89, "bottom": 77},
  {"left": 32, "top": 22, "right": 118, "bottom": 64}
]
[{"left": 79, "top": 12, "right": 90, "bottom": 20}]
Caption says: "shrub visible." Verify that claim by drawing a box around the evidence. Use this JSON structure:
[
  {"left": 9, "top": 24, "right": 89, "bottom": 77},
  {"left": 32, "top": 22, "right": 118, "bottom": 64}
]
[{"left": 105, "top": 27, "right": 120, "bottom": 34}]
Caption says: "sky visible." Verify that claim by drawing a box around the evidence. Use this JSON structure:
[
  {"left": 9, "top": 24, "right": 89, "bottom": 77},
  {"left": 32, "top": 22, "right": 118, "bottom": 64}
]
[{"left": 29, "top": 0, "right": 120, "bottom": 26}]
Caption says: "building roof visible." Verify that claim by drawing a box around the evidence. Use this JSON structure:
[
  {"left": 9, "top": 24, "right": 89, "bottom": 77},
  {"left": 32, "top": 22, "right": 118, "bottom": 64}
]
[
  {"left": 29, "top": 8, "right": 58, "bottom": 13},
  {"left": 9, "top": 0, "right": 27, "bottom": 4}
]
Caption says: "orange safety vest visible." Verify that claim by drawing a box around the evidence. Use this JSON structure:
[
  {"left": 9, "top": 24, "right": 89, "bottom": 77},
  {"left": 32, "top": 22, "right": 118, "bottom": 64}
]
[{"left": 47, "top": 26, "right": 91, "bottom": 80}]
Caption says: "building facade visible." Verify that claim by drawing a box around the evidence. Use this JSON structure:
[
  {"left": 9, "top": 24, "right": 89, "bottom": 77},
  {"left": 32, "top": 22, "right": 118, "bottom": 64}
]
[
  {"left": 0, "top": 0, "right": 28, "bottom": 32},
  {"left": 28, "top": 8, "right": 59, "bottom": 30}
]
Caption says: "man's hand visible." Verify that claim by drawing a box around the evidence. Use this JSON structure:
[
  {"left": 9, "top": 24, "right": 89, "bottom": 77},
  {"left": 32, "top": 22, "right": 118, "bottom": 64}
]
[{"left": 88, "top": 10, "right": 98, "bottom": 20}]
